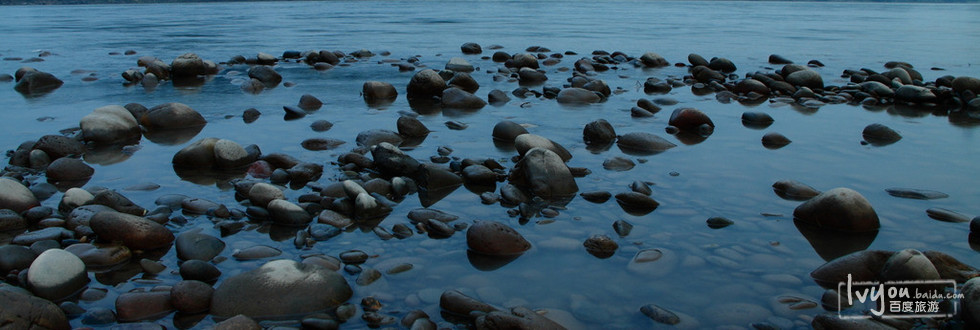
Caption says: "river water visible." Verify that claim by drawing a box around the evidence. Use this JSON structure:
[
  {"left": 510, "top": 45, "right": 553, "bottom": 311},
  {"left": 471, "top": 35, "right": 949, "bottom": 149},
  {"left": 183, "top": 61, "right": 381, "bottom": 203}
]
[{"left": 2, "top": 1, "right": 979, "bottom": 329}]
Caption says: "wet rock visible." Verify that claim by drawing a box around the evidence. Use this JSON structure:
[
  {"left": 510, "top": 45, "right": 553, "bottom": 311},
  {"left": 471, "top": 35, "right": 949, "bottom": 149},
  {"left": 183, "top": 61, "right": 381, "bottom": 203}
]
[
  {"left": 895, "top": 85, "right": 936, "bottom": 103},
  {"left": 579, "top": 191, "right": 611, "bottom": 204},
  {"left": 556, "top": 87, "right": 601, "bottom": 104},
  {"left": 80, "top": 105, "right": 141, "bottom": 145},
  {"left": 639, "top": 52, "right": 669, "bottom": 67},
  {"left": 463, "top": 165, "right": 498, "bottom": 186},
  {"left": 880, "top": 248, "right": 940, "bottom": 282},
  {"left": 171, "top": 53, "right": 207, "bottom": 78},
  {"left": 81, "top": 306, "right": 115, "bottom": 325},
  {"left": 287, "top": 162, "right": 323, "bottom": 184},
  {"left": 449, "top": 72, "right": 479, "bottom": 93},
  {"left": 613, "top": 220, "right": 633, "bottom": 237},
  {"left": 492, "top": 120, "right": 529, "bottom": 142},
  {"left": 356, "top": 129, "right": 403, "bottom": 148},
  {"left": 267, "top": 199, "right": 312, "bottom": 226},
  {"left": 615, "top": 192, "right": 659, "bottom": 216},
  {"left": 668, "top": 108, "right": 714, "bottom": 134},
  {"left": 397, "top": 116, "right": 430, "bottom": 137},
  {"left": 741, "top": 111, "right": 774, "bottom": 129},
  {"left": 0, "top": 177, "right": 39, "bottom": 213},
  {"left": 862, "top": 123, "right": 902, "bottom": 146},
  {"left": 467, "top": 220, "right": 531, "bottom": 256},
  {"left": 926, "top": 207, "right": 971, "bottom": 223},
  {"left": 508, "top": 53, "right": 539, "bottom": 69},
  {"left": 175, "top": 228, "right": 225, "bottom": 261},
  {"left": 708, "top": 57, "right": 736, "bottom": 73},
  {"left": 515, "top": 134, "right": 572, "bottom": 162},
  {"left": 706, "top": 217, "right": 734, "bottom": 229},
  {"left": 442, "top": 87, "right": 486, "bottom": 109},
  {"left": 63, "top": 243, "right": 130, "bottom": 268},
  {"left": 475, "top": 306, "right": 565, "bottom": 329},
  {"left": 810, "top": 250, "right": 893, "bottom": 287},
  {"left": 602, "top": 156, "right": 635, "bottom": 171},
  {"left": 211, "top": 259, "right": 352, "bottom": 318},
  {"left": 445, "top": 57, "right": 475, "bottom": 72},
  {"left": 517, "top": 67, "right": 547, "bottom": 85},
  {"left": 952, "top": 76, "right": 980, "bottom": 95},
  {"left": 179, "top": 260, "right": 221, "bottom": 283},
  {"left": 33, "top": 135, "right": 83, "bottom": 160},
  {"left": 461, "top": 42, "right": 482, "bottom": 54},
  {"left": 583, "top": 119, "right": 616, "bottom": 146},
  {"left": 859, "top": 81, "right": 895, "bottom": 98},
  {"left": 28, "top": 249, "right": 89, "bottom": 301},
  {"left": 90, "top": 210, "right": 175, "bottom": 250},
  {"left": 372, "top": 142, "right": 420, "bottom": 178},
  {"left": 141, "top": 103, "right": 206, "bottom": 130},
  {"left": 691, "top": 65, "right": 725, "bottom": 83},
  {"left": 92, "top": 189, "right": 145, "bottom": 216},
  {"left": 627, "top": 248, "right": 677, "bottom": 277},
  {"left": 356, "top": 268, "right": 382, "bottom": 286},
  {"left": 301, "top": 138, "right": 345, "bottom": 151},
  {"left": 0, "top": 286, "right": 70, "bottom": 329},
  {"left": 406, "top": 69, "right": 447, "bottom": 98},
  {"left": 773, "top": 180, "right": 820, "bottom": 201},
  {"left": 440, "top": 289, "right": 499, "bottom": 316},
  {"left": 242, "top": 108, "right": 261, "bottom": 123},
  {"left": 115, "top": 290, "right": 173, "bottom": 322},
  {"left": 14, "top": 70, "right": 63, "bottom": 95},
  {"left": 769, "top": 54, "right": 793, "bottom": 64},
  {"left": 762, "top": 132, "right": 791, "bottom": 149},
  {"left": 785, "top": 69, "right": 824, "bottom": 89},
  {"left": 583, "top": 234, "right": 618, "bottom": 259},
  {"left": 616, "top": 132, "right": 676, "bottom": 155},
  {"left": 247, "top": 182, "right": 284, "bottom": 208},
  {"left": 247, "top": 65, "right": 281, "bottom": 87},
  {"left": 45, "top": 157, "right": 93, "bottom": 184},
  {"left": 297, "top": 94, "right": 322, "bottom": 111},
  {"left": 885, "top": 188, "right": 948, "bottom": 200},
  {"left": 363, "top": 81, "right": 397, "bottom": 105},
  {"left": 640, "top": 304, "right": 680, "bottom": 325},
  {"left": 509, "top": 148, "right": 578, "bottom": 198},
  {"left": 181, "top": 197, "right": 229, "bottom": 217},
  {"left": 793, "top": 188, "right": 880, "bottom": 232},
  {"left": 0, "top": 245, "right": 36, "bottom": 274},
  {"left": 488, "top": 89, "right": 510, "bottom": 105},
  {"left": 170, "top": 280, "right": 213, "bottom": 314}
]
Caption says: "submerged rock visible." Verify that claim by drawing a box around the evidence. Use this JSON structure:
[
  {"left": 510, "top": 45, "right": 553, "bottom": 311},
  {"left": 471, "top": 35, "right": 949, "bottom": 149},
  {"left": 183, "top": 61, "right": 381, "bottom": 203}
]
[
  {"left": 14, "top": 69, "right": 63, "bottom": 95},
  {"left": 211, "top": 259, "right": 352, "bottom": 318},
  {"left": 556, "top": 87, "right": 601, "bottom": 104}
]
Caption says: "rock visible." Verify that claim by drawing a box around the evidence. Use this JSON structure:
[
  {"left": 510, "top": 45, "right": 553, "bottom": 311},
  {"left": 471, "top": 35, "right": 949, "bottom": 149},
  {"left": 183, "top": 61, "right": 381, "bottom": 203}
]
[
  {"left": 242, "top": 108, "right": 261, "bottom": 123},
  {"left": 33, "top": 135, "right": 85, "bottom": 159},
  {"left": 884, "top": 188, "right": 948, "bottom": 200},
  {"left": 509, "top": 148, "right": 578, "bottom": 198},
  {"left": 475, "top": 306, "right": 565, "bottom": 329},
  {"left": 762, "top": 132, "right": 792, "bottom": 149},
  {"left": 793, "top": 188, "right": 880, "bottom": 232},
  {"left": 640, "top": 304, "right": 680, "bottom": 325},
  {"left": 210, "top": 259, "right": 352, "bottom": 318},
  {"left": 310, "top": 120, "right": 333, "bottom": 132},
  {"left": 442, "top": 87, "right": 486, "bottom": 109},
  {"left": 215, "top": 314, "right": 261, "bottom": 330},
  {"left": 397, "top": 116, "right": 430, "bottom": 137},
  {"left": 64, "top": 242, "right": 131, "bottom": 268},
  {"left": 492, "top": 120, "right": 529, "bottom": 142},
  {"left": 115, "top": 290, "right": 173, "bottom": 322},
  {"left": 297, "top": 94, "right": 322, "bottom": 111},
  {"left": 301, "top": 138, "right": 345, "bottom": 151},
  {"left": 449, "top": 72, "right": 479, "bottom": 93},
  {"left": 583, "top": 119, "right": 616, "bottom": 145},
  {"left": 556, "top": 87, "right": 601, "bottom": 104},
  {"left": 247, "top": 65, "right": 281, "bottom": 87},
  {"left": 179, "top": 259, "right": 221, "bottom": 282},
  {"left": 45, "top": 157, "right": 94, "bottom": 183},
  {"left": 785, "top": 69, "right": 824, "bottom": 89},
  {"left": 879, "top": 249, "right": 940, "bottom": 281},
  {"left": 0, "top": 177, "right": 40, "bottom": 213},
  {"left": 460, "top": 42, "right": 482, "bottom": 54},
  {"left": 0, "top": 286, "right": 70, "bottom": 329},
  {"left": 91, "top": 189, "right": 145, "bottom": 217},
  {"left": 735, "top": 78, "right": 769, "bottom": 95},
  {"left": 141, "top": 103, "right": 206, "bottom": 130},
  {"left": 175, "top": 228, "right": 225, "bottom": 261},
  {"left": 603, "top": 157, "right": 635, "bottom": 171},
  {"left": 463, "top": 165, "right": 498, "bottom": 186},
  {"left": 741, "top": 112, "right": 774, "bottom": 129},
  {"left": 963, "top": 277, "right": 980, "bottom": 326},
  {"left": 406, "top": 69, "right": 446, "bottom": 98},
  {"left": 583, "top": 234, "right": 618, "bottom": 259},
  {"left": 773, "top": 180, "right": 820, "bottom": 201},
  {"left": 445, "top": 57, "right": 474, "bottom": 72},
  {"left": 172, "top": 137, "right": 219, "bottom": 169},
  {"left": 810, "top": 250, "right": 893, "bottom": 287},
  {"left": 467, "top": 220, "right": 531, "bottom": 256},
  {"left": 248, "top": 182, "right": 284, "bottom": 208},
  {"left": 515, "top": 134, "right": 572, "bottom": 162},
  {"left": 371, "top": 142, "right": 420, "bottom": 178},
  {"left": 668, "top": 108, "right": 714, "bottom": 134},
  {"left": 0, "top": 245, "right": 36, "bottom": 273},
  {"left": 356, "top": 129, "right": 403, "bottom": 147},
  {"left": 488, "top": 89, "right": 510, "bottom": 105},
  {"left": 27, "top": 249, "right": 89, "bottom": 301},
  {"left": 639, "top": 52, "right": 669, "bottom": 67},
  {"left": 708, "top": 57, "right": 737, "bottom": 73},
  {"left": 859, "top": 81, "right": 895, "bottom": 98},
  {"left": 89, "top": 211, "right": 175, "bottom": 250},
  {"left": 616, "top": 132, "right": 676, "bottom": 155},
  {"left": 615, "top": 192, "right": 659, "bottom": 216},
  {"left": 952, "top": 76, "right": 980, "bottom": 95},
  {"left": 627, "top": 248, "right": 677, "bottom": 277},
  {"left": 706, "top": 217, "right": 734, "bottom": 229},
  {"left": 580, "top": 191, "right": 611, "bottom": 204},
  {"left": 80, "top": 105, "right": 141, "bottom": 145},
  {"left": 517, "top": 67, "right": 548, "bottom": 85},
  {"left": 170, "top": 280, "right": 213, "bottom": 314},
  {"left": 440, "top": 289, "right": 499, "bottom": 317},
  {"left": 895, "top": 85, "right": 936, "bottom": 103},
  {"left": 171, "top": 53, "right": 207, "bottom": 78},
  {"left": 691, "top": 65, "right": 725, "bottom": 83},
  {"left": 769, "top": 54, "right": 793, "bottom": 64},
  {"left": 14, "top": 70, "right": 63, "bottom": 95},
  {"left": 267, "top": 199, "right": 312, "bottom": 226},
  {"left": 508, "top": 53, "right": 539, "bottom": 69},
  {"left": 926, "top": 208, "right": 971, "bottom": 223},
  {"left": 362, "top": 81, "right": 398, "bottom": 105}
]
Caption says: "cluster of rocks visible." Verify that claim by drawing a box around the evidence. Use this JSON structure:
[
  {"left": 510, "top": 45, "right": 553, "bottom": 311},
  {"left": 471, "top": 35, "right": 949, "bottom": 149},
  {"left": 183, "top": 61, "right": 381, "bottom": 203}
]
[
  {"left": 121, "top": 53, "right": 220, "bottom": 89},
  {"left": 11, "top": 66, "right": 64, "bottom": 96}
]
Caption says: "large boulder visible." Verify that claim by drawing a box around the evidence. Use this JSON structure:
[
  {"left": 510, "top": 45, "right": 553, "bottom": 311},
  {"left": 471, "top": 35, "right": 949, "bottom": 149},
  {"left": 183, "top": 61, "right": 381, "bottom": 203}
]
[
  {"left": 556, "top": 88, "right": 601, "bottom": 104},
  {"left": 45, "top": 157, "right": 94, "bottom": 183},
  {"left": 14, "top": 70, "right": 63, "bottom": 95},
  {"left": 514, "top": 134, "right": 572, "bottom": 162},
  {"left": 80, "top": 105, "right": 141, "bottom": 145},
  {"left": 793, "top": 188, "right": 880, "bottom": 232},
  {"left": 441, "top": 87, "right": 486, "bottom": 109},
  {"left": 27, "top": 249, "right": 89, "bottom": 301},
  {"left": 89, "top": 211, "right": 175, "bottom": 250},
  {"left": 406, "top": 69, "right": 446, "bottom": 99},
  {"left": 466, "top": 220, "right": 531, "bottom": 256},
  {"left": 785, "top": 69, "right": 824, "bottom": 90},
  {"left": 508, "top": 148, "right": 578, "bottom": 198},
  {"left": 0, "top": 286, "right": 70, "bottom": 329},
  {"left": 210, "top": 259, "right": 352, "bottom": 318},
  {"left": 639, "top": 52, "right": 669, "bottom": 67},
  {"left": 247, "top": 65, "right": 282, "bottom": 87},
  {"left": 0, "top": 177, "right": 40, "bottom": 213},
  {"left": 171, "top": 53, "right": 208, "bottom": 78},
  {"left": 362, "top": 81, "right": 397, "bottom": 105},
  {"left": 371, "top": 142, "right": 420, "bottom": 178},
  {"left": 140, "top": 103, "right": 206, "bottom": 130}
]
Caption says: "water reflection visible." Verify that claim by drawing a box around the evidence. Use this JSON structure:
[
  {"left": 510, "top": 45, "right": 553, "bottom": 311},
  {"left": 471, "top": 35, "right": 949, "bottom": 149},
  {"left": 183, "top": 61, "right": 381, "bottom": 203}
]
[
  {"left": 143, "top": 126, "right": 205, "bottom": 146},
  {"left": 794, "top": 219, "right": 878, "bottom": 262},
  {"left": 466, "top": 250, "right": 521, "bottom": 271}
]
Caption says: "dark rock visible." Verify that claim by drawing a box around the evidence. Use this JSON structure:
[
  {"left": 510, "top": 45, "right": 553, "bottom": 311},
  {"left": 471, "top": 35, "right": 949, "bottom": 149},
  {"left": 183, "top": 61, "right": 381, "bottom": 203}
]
[
  {"left": 583, "top": 119, "right": 616, "bottom": 145},
  {"left": 171, "top": 53, "right": 207, "bottom": 78},
  {"left": 773, "top": 180, "right": 820, "bottom": 201},
  {"left": 741, "top": 112, "right": 774, "bottom": 129},
  {"left": 616, "top": 132, "right": 676, "bottom": 155},
  {"left": 509, "top": 148, "right": 578, "bottom": 198},
  {"left": 179, "top": 259, "right": 221, "bottom": 282},
  {"left": 706, "top": 217, "right": 734, "bottom": 229},
  {"left": 514, "top": 134, "right": 572, "bottom": 162},
  {"left": 492, "top": 120, "right": 529, "bottom": 142},
  {"left": 640, "top": 304, "right": 680, "bottom": 325},
  {"left": 363, "top": 81, "right": 397, "bottom": 105},
  {"left": 371, "top": 142, "right": 420, "bottom": 178},
  {"left": 34, "top": 135, "right": 84, "bottom": 159},
  {"left": 175, "top": 228, "right": 225, "bottom": 261},
  {"left": 668, "top": 108, "right": 714, "bottom": 133},
  {"left": 92, "top": 189, "right": 146, "bottom": 216},
  {"left": 267, "top": 200, "right": 312, "bottom": 226},
  {"left": 768, "top": 54, "right": 793, "bottom": 64},
  {"left": 461, "top": 42, "right": 482, "bottom": 54},
  {"left": 247, "top": 65, "right": 281, "bottom": 87},
  {"left": 508, "top": 53, "right": 539, "bottom": 69},
  {"left": 442, "top": 87, "right": 486, "bottom": 109},
  {"left": 762, "top": 132, "right": 791, "bottom": 149},
  {"left": 356, "top": 129, "right": 403, "bottom": 148},
  {"left": 615, "top": 192, "right": 659, "bottom": 216},
  {"left": 556, "top": 87, "right": 601, "bottom": 104},
  {"left": 794, "top": 188, "right": 880, "bottom": 232},
  {"left": 884, "top": 188, "right": 948, "bottom": 200},
  {"left": 613, "top": 220, "right": 633, "bottom": 237},
  {"left": 639, "top": 52, "right": 669, "bottom": 67},
  {"left": 708, "top": 57, "right": 736, "bottom": 73},
  {"left": 0, "top": 245, "right": 36, "bottom": 274},
  {"left": 926, "top": 208, "right": 971, "bottom": 223},
  {"left": 397, "top": 116, "right": 430, "bottom": 137},
  {"left": 406, "top": 69, "right": 446, "bottom": 98},
  {"left": 894, "top": 85, "right": 936, "bottom": 103},
  {"left": 488, "top": 89, "right": 510, "bottom": 105},
  {"left": 45, "top": 157, "right": 94, "bottom": 183},
  {"left": 115, "top": 290, "right": 173, "bottom": 322},
  {"left": 0, "top": 285, "right": 70, "bottom": 329},
  {"left": 170, "top": 280, "right": 213, "bottom": 314},
  {"left": 90, "top": 211, "right": 175, "bottom": 250},
  {"left": 14, "top": 70, "right": 63, "bottom": 95},
  {"left": 301, "top": 138, "right": 345, "bottom": 151},
  {"left": 583, "top": 234, "right": 618, "bottom": 259},
  {"left": 785, "top": 69, "right": 824, "bottom": 89},
  {"left": 580, "top": 191, "right": 611, "bottom": 203},
  {"left": 467, "top": 220, "right": 531, "bottom": 256},
  {"left": 210, "top": 259, "right": 352, "bottom": 318},
  {"left": 862, "top": 123, "right": 902, "bottom": 146},
  {"left": 810, "top": 250, "right": 893, "bottom": 287},
  {"left": 475, "top": 306, "right": 565, "bottom": 329}
]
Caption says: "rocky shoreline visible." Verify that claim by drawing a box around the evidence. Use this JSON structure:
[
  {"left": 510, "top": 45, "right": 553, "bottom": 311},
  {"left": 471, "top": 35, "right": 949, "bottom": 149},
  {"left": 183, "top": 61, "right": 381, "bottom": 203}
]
[{"left": 2, "top": 42, "right": 980, "bottom": 328}]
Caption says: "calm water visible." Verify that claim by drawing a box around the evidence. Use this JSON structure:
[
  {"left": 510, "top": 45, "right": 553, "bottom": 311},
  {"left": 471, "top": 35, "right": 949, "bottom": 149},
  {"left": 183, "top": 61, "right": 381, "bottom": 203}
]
[{"left": 2, "top": 1, "right": 980, "bottom": 329}]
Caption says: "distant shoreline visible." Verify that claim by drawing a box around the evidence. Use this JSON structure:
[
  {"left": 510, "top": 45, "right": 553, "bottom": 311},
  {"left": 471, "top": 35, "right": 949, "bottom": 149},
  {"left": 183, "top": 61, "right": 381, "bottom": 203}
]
[{"left": 1, "top": 0, "right": 977, "bottom": 6}]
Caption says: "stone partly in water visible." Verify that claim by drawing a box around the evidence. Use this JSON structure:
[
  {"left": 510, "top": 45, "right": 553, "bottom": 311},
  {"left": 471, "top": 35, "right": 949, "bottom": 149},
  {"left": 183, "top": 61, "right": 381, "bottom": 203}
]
[
  {"left": 114, "top": 290, "right": 173, "bottom": 322},
  {"left": 14, "top": 69, "right": 64, "bottom": 95},
  {"left": 45, "top": 157, "right": 94, "bottom": 183},
  {"left": 793, "top": 188, "right": 880, "bottom": 232},
  {"left": 668, "top": 108, "right": 714, "bottom": 135},
  {"left": 210, "top": 259, "right": 352, "bottom": 318},
  {"left": 492, "top": 120, "right": 529, "bottom": 142},
  {"left": 884, "top": 188, "right": 948, "bottom": 200},
  {"left": 773, "top": 180, "right": 821, "bottom": 201},
  {"left": 583, "top": 234, "right": 618, "bottom": 259},
  {"left": 615, "top": 192, "right": 660, "bottom": 216},
  {"left": 80, "top": 105, "right": 141, "bottom": 145},
  {"left": 0, "top": 177, "right": 40, "bottom": 213},
  {"left": 0, "top": 286, "right": 70, "bottom": 329},
  {"left": 141, "top": 103, "right": 207, "bottom": 131},
  {"left": 89, "top": 211, "right": 175, "bottom": 250},
  {"left": 406, "top": 69, "right": 446, "bottom": 99},
  {"left": 810, "top": 250, "right": 893, "bottom": 287},
  {"left": 556, "top": 87, "right": 601, "bottom": 104},
  {"left": 508, "top": 148, "right": 578, "bottom": 198},
  {"left": 27, "top": 248, "right": 90, "bottom": 301},
  {"left": 175, "top": 228, "right": 225, "bottom": 261},
  {"left": 362, "top": 81, "right": 398, "bottom": 105},
  {"left": 441, "top": 87, "right": 486, "bottom": 109},
  {"left": 761, "top": 132, "right": 792, "bottom": 149},
  {"left": 616, "top": 132, "right": 676, "bottom": 155},
  {"left": 582, "top": 119, "right": 616, "bottom": 146},
  {"left": 466, "top": 220, "right": 531, "bottom": 256},
  {"left": 879, "top": 248, "right": 940, "bottom": 282},
  {"left": 862, "top": 123, "right": 902, "bottom": 146}
]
